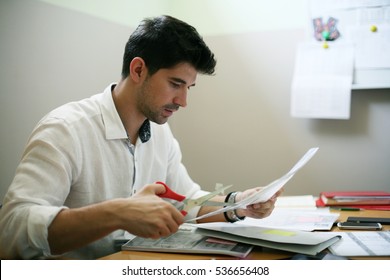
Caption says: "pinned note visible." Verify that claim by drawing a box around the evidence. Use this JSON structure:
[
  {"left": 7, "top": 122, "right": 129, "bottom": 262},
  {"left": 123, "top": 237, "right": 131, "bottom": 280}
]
[
  {"left": 347, "top": 24, "right": 390, "bottom": 69},
  {"left": 290, "top": 42, "right": 354, "bottom": 119}
]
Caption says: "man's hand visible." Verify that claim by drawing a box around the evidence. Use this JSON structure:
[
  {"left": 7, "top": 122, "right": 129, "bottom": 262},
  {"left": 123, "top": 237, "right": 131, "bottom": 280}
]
[
  {"left": 235, "top": 187, "right": 283, "bottom": 219},
  {"left": 121, "top": 184, "right": 184, "bottom": 239}
]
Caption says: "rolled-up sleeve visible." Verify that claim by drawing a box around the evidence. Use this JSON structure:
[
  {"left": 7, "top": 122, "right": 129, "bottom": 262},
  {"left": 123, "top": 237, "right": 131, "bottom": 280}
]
[{"left": 0, "top": 119, "right": 76, "bottom": 259}]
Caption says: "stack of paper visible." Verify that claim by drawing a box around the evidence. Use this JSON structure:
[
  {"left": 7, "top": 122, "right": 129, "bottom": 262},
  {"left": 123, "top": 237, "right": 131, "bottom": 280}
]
[
  {"left": 194, "top": 223, "right": 341, "bottom": 256},
  {"left": 238, "top": 209, "right": 339, "bottom": 231}
]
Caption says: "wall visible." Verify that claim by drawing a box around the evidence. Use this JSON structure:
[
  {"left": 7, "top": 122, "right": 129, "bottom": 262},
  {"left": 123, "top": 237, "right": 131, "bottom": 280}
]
[{"left": 0, "top": 0, "right": 389, "bottom": 202}]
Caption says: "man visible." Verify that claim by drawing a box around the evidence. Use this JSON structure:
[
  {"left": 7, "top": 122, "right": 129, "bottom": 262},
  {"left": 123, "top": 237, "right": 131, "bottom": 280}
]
[{"left": 0, "top": 15, "right": 281, "bottom": 259}]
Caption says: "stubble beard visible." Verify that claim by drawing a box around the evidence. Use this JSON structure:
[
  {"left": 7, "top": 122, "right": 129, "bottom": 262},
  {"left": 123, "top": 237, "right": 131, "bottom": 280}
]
[{"left": 137, "top": 81, "right": 167, "bottom": 125}]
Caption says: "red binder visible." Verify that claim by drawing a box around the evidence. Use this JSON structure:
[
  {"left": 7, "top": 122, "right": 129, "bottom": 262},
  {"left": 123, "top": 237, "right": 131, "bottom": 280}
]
[{"left": 316, "top": 190, "right": 390, "bottom": 210}]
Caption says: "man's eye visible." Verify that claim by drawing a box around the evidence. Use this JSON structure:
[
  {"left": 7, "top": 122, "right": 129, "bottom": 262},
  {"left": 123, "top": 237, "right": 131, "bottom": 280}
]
[{"left": 170, "top": 82, "right": 180, "bottom": 88}]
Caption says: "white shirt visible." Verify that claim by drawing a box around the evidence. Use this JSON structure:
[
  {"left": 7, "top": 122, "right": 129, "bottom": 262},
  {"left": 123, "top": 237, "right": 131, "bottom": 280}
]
[{"left": 0, "top": 84, "right": 207, "bottom": 259}]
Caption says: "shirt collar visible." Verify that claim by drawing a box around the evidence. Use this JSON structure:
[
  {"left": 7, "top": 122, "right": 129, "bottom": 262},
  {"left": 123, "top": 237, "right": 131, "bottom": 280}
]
[
  {"left": 139, "top": 119, "right": 151, "bottom": 143},
  {"left": 99, "top": 83, "right": 151, "bottom": 143}
]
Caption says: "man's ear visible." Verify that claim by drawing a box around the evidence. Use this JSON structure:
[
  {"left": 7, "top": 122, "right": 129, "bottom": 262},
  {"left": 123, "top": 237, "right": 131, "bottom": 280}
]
[{"left": 129, "top": 57, "right": 147, "bottom": 82}]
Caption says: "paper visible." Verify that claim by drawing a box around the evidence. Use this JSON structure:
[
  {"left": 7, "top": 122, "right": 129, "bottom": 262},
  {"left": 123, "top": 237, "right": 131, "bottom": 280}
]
[
  {"left": 195, "top": 224, "right": 339, "bottom": 245},
  {"left": 275, "top": 195, "right": 317, "bottom": 210},
  {"left": 327, "top": 231, "right": 390, "bottom": 256},
  {"left": 347, "top": 24, "right": 390, "bottom": 69},
  {"left": 238, "top": 209, "right": 339, "bottom": 231},
  {"left": 354, "top": 4, "right": 390, "bottom": 69},
  {"left": 188, "top": 147, "right": 319, "bottom": 222},
  {"left": 195, "top": 224, "right": 341, "bottom": 256},
  {"left": 290, "top": 43, "right": 354, "bottom": 119},
  {"left": 192, "top": 207, "right": 338, "bottom": 232}
]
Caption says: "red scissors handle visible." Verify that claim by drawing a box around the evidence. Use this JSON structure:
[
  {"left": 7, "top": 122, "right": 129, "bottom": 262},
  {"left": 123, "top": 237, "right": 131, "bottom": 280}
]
[{"left": 156, "top": 181, "right": 187, "bottom": 215}]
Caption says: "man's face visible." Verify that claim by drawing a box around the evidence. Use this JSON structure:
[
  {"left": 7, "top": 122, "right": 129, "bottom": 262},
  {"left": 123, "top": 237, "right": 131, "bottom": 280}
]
[{"left": 136, "top": 62, "right": 197, "bottom": 124}]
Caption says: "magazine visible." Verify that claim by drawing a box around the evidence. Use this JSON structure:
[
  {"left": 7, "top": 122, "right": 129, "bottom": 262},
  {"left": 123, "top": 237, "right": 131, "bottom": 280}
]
[{"left": 122, "top": 225, "right": 253, "bottom": 258}]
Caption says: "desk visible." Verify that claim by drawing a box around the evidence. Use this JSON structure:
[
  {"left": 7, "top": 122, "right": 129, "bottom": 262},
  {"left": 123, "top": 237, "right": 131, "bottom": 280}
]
[{"left": 99, "top": 210, "right": 390, "bottom": 260}]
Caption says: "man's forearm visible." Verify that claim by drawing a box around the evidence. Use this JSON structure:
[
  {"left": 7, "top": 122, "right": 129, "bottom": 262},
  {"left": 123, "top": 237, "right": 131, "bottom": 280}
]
[{"left": 48, "top": 200, "right": 122, "bottom": 255}]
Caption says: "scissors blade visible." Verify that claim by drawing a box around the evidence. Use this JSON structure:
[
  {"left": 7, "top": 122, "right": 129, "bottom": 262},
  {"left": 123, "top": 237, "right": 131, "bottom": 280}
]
[
  {"left": 183, "top": 184, "right": 233, "bottom": 212},
  {"left": 200, "top": 201, "right": 235, "bottom": 207}
]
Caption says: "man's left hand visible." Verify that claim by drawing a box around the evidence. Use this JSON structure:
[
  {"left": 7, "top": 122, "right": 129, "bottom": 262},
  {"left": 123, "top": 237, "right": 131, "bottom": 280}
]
[{"left": 235, "top": 187, "right": 283, "bottom": 219}]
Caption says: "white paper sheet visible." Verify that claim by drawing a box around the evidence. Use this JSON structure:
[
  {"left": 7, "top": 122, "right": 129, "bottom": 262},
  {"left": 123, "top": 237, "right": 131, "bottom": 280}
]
[
  {"left": 240, "top": 209, "right": 339, "bottom": 231},
  {"left": 275, "top": 195, "right": 317, "bottom": 209},
  {"left": 290, "top": 43, "right": 354, "bottom": 119},
  {"left": 347, "top": 24, "right": 390, "bottom": 69},
  {"left": 328, "top": 231, "right": 390, "bottom": 256},
  {"left": 192, "top": 208, "right": 339, "bottom": 232},
  {"left": 188, "top": 147, "right": 319, "bottom": 222}
]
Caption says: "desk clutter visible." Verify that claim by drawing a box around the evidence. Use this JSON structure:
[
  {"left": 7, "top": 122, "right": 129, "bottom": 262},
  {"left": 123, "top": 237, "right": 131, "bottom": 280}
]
[
  {"left": 117, "top": 186, "right": 390, "bottom": 259},
  {"left": 122, "top": 223, "right": 341, "bottom": 257},
  {"left": 121, "top": 220, "right": 390, "bottom": 258},
  {"left": 120, "top": 148, "right": 390, "bottom": 259},
  {"left": 120, "top": 198, "right": 390, "bottom": 258}
]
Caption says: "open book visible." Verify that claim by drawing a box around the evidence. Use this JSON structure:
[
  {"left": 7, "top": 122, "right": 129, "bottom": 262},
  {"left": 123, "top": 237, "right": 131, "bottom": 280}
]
[{"left": 122, "top": 225, "right": 253, "bottom": 258}]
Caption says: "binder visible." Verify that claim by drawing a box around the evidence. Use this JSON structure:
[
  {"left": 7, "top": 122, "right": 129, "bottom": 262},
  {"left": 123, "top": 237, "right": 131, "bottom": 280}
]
[
  {"left": 316, "top": 190, "right": 390, "bottom": 208},
  {"left": 194, "top": 224, "right": 341, "bottom": 256}
]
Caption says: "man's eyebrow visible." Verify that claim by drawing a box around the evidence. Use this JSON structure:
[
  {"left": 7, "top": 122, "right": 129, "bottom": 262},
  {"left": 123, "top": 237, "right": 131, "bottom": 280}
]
[{"left": 170, "top": 77, "right": 196, "bottom": 87}]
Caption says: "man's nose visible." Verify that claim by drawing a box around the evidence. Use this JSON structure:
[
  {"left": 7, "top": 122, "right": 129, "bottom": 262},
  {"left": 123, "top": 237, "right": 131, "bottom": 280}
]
[{"left": 173, "top": 90, "right": 187, "bottom": 108}]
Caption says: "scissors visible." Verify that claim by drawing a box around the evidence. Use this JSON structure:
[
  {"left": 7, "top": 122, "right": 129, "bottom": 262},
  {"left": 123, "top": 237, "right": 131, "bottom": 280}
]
[{"left": 156, "top": 181, "right": 234, "bottom": 216}]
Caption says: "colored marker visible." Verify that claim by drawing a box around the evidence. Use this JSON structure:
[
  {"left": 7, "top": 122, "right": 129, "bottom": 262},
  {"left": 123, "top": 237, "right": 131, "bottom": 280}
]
[{"left": 331, "top": 207, "right": 362, "bottom": 211}]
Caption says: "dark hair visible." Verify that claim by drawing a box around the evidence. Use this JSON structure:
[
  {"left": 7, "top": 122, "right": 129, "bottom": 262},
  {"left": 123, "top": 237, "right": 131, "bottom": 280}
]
[{"left": 121, "top": 15, "right": 216, "bottom": 79}]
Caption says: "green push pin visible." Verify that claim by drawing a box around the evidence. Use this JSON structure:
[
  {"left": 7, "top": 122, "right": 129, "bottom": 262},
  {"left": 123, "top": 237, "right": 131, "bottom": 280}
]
[{"left": 322, "top": 30, "right": 330, "bottom": 41}]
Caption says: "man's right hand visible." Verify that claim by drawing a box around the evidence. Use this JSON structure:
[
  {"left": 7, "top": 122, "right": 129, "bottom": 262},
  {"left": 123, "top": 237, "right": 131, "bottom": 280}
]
[{"left": 119, "top": 184, "right": 184, "bottom": 239}]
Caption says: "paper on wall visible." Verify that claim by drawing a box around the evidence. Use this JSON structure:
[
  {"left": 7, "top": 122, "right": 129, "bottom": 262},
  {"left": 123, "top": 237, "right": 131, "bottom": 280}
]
[
  {"left": 347, "top": 24, "right": 390, "bottom": 69},
  {"left": 290, "top": 42, "right": 354, "bottom": 119}
]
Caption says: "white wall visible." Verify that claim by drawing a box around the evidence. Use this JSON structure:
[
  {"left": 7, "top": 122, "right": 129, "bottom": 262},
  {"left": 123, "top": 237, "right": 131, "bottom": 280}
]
[
  {"left": 39, "top": 0, "right": 308, "bottom": 35},
  {"left": 1, "top": 0, "right": 389, "bottom": 203}
]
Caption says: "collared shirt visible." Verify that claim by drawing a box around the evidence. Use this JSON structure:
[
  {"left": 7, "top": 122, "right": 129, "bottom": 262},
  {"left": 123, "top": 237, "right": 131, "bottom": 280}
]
[{"left": 0, "top": 84, "right": 207, "bottom": 259}]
